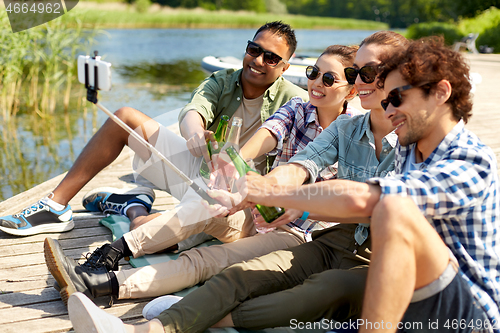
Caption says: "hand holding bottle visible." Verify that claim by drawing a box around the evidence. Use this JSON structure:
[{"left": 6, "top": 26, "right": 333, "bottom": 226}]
[
  {"left": 207, "top": 153, "right": 239, "bottom": 191},
  {"left": 207, "top": 117, "right": 242, "bottom": 189},
  {"left": 199, "top": 115, "right": 230, "bottom": 179},
  {"left": 252, "top": 209, "right": 276, "bottom": 234},
  {"left": 186, "top": 130, "right": 215, "bottom": 161},
  {"left": 225, "top": 146, "right": 285, "bottom": 223},
  {"left": 201, "top": 189, "right": 243, "bottom": 218},
  {"left": 254, "top": 208, "right": 303, "bottom": 230}
]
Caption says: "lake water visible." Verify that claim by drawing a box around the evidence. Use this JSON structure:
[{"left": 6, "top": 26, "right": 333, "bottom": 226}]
[{"left": 0, "top": 29, "right": 376, "bottom": 201}]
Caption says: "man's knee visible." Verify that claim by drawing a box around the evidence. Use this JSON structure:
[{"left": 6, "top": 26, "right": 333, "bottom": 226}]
[
  {"left": 114, "top": 106, "right": 140, "bottom": 123},
  {"left": 371, "top": 195, "right": 421, "bottom": 244}
]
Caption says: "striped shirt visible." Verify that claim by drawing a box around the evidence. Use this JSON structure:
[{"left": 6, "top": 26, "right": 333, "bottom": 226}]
[
  {"left": 261, "top": 97, "right": 362, "bottom": 235},
  {"left": 368, "top": 121, "right": 500, "bottom": 329}
]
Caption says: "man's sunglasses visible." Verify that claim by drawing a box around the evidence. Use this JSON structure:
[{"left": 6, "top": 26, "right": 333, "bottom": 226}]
[
  {"left": 380, "top": 84, "right": 417, "bottom": 111},
  {"left": 306, "top": 66, "right": 348, "bottom": 87},
  {"left": 344, "top": 65, "right": 378, "bottom": 85},
  {"left": 246, "top": 41, "right": 287, "bottom": 67}
]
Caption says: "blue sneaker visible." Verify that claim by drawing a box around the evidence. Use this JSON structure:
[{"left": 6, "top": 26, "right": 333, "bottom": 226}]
[
  {"left": 0, "top": 198, "right": 74, "bottom": 236},
  {"left": 82, "top": 187, "right": 155, "bottom": 216}
]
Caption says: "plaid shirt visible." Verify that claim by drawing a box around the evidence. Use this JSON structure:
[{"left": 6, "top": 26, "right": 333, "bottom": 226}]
[
  {"left": 262, "top": 97, "right": 362, "bottom": 181},
  {"left": 368, "top": 121, "right": 500, "bottom": 328},
  {"left": 261, "top": 98, "right": 364, "bottom": 235}
]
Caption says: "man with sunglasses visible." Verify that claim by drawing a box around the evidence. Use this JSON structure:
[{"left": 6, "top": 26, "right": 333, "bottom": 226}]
[{"left": 139, "top": 37, "right": 497, "bottom": 332}]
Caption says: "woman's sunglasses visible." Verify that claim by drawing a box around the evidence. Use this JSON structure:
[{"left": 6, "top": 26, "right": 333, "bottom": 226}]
[
  {"left": 246, "top": 41, "right": 287, "bottom": 67},
  {"left": 306, "top": 66, "right": 348, "bottom": 87},
  {"left": 380, "top": 84, "right": 417, "bottom": 111},
  {"left": 344, "top": 65, "right": 378, "bottom": 85}
]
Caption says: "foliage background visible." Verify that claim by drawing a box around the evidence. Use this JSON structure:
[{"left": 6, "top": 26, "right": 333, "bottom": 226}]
[{"left": 133, "top": 0, "right": 500, "bottom": 28}]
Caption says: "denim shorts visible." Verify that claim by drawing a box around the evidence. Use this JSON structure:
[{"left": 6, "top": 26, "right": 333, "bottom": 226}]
[{"left": 398, "top": 272, "right": 491, "bottom": 333}]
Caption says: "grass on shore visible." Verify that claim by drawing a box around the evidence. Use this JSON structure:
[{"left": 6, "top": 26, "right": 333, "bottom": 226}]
[{"left": 62, "top": 4, "right": 388, "bottom": 30}]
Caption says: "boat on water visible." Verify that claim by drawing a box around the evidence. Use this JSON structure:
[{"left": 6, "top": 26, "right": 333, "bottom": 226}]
[{"left": 201, "top": 55, "right": 317, "bottom": 89}]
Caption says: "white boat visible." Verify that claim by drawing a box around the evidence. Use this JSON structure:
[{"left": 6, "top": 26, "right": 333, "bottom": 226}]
[{"left": 201, "top": 55, "right": 316, "bottom": 89}]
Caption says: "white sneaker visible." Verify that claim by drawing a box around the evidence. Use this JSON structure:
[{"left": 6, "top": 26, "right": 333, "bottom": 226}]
[
  {"left": 68, "top": 292, "right": 127, "bottom": 333},
  {"left": 142, "top": 295, "right": 183, "bottom": 320}
]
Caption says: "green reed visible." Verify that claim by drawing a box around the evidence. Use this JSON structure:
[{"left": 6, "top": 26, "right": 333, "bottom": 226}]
[{"left": 0, "top": 11, "right": 101, "bottom": 119}]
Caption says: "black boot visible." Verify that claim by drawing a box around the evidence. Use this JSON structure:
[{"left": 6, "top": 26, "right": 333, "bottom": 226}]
[
  {"left": 81, "top": 243, "right": 123, "bottom": 271},
  {"left": 44, "top": 238, "right": 114, "bottom": 306}
]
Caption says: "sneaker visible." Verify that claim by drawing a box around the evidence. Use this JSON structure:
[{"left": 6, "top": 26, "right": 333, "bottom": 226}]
[
  {"left": 142, "top": 295, "right": 183, "bottom": 320},
  {"left": 0, "top": 198, "right": 74, "bottom": 236},
  {"left": 82, "top": 187, "right": 155, "bottom": 216},
  {"left": 44, "top": 238, "right": 113, "bottom": 306},
  {"left": 68, "top": 292, "right": 127, "bottom": 333}
]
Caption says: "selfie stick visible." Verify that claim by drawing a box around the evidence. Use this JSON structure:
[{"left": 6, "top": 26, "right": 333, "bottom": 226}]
[{"left": 84, "top": 52, "right": 217, "bottom": 205}]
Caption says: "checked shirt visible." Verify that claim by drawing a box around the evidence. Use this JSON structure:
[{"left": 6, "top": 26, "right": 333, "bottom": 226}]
[
  {"left": 261, "top": 97, "right": 362, "bottom": 234},
  {"left": 262, "top": 96, "right": 362, "bottom": 179},
  {"left": 368, "top": 121, "right": 500, "bottom": 329}
]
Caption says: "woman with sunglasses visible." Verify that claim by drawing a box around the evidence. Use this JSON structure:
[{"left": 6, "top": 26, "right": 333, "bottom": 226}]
[{"left": 234, "top": 44, "right": 361, "bottom": 226}]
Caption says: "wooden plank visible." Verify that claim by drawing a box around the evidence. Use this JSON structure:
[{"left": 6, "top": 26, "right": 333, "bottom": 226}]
[
  {"left": 0, "top": 287, "right": 60, "bottom": 309},
  {"left": 0, "top": 300, "right": 150, "bottom": 333}
]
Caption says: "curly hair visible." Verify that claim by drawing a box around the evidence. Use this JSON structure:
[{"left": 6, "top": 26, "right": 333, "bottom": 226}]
[
  {"left": 254, "top": 21, "right": 297, "bottom": 59},
  {"left": 377, "top": 36, "right": 473, "bottom": 123}
]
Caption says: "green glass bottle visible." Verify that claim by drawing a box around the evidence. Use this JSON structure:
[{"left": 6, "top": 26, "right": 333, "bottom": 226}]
[
  {"left": 213, "top": 117, "right": 242, "bottom": 191},
  {"left": 224, "top": 146, "right": 285, "bottom": 223},
  {"left": 200, "top": 115, "right": 230, "bottom": 179}
]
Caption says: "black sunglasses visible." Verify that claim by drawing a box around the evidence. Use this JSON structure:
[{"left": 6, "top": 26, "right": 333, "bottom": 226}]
[
  {"left": 344, "top": 65, "right": 378, "bottom": 85},
  {"left": 246, "top": 41, "right": 287, "bottom": 67},
  {"left": 306, "top": 66, "right": 348, "bottom": 87},
  {"left": 380, "top": 84, "right": 417, "bottom": 111}
]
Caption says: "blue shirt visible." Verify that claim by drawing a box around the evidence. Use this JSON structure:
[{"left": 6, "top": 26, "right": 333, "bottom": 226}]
[
  {"left": 289, "top": 112, "right": 397, "bottom": 184},
  {"left": 288, "top": 112, "right": 398, "bottom": 242},
  {"left": 368, "top": 121, "right": 500, "bottom": 329}
]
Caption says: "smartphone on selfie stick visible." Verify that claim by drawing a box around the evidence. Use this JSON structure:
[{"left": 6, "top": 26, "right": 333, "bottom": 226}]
[{"left": 78, "top": 51, "right": 217, "bottom": 205}]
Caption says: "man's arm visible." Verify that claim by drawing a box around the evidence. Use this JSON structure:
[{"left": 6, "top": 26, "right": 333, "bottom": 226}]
[
  {"left": 178, "top": 71, "right": 229, "bottom": 160},
  {"left": 179, "top": 110, "right": 215, "bottom": 163},
  {"left": 225, "top": 163, "right": 310, "bottom": 214},
  {"left": 241, "top": 174, "right": 381, "bottom": 219}
]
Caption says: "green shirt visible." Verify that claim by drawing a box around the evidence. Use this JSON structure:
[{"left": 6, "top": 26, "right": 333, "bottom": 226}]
[{"left": 179, "top": 68, "right": 308, "bottom": 133}]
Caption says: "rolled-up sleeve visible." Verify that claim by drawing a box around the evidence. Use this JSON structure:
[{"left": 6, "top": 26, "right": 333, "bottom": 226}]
[
  {"left": 288, "top": 122, "right": 340, "bottom": 183},
  {"left": 178, "top": 74, "right": 222, "bottom": 127},
  {"left": 260, "top": 98, "right": 300, "bottom": 155},
  {"left": 368, "top": 153, "right": 494, "bottom": 219}
]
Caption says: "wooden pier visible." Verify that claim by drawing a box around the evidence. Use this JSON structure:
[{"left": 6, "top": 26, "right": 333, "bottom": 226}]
[{"left": 0, "top": 54, "right": 499, "bottom": 332}]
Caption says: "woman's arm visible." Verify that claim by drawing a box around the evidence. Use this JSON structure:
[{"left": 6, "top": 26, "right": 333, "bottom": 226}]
[{"left": 240, "top": 128, "right": 278, "bottom": 160}]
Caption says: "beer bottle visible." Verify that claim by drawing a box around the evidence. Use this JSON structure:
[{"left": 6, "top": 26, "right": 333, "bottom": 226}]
[
  {"left": 220, "top": 117, "right": 242, "bottom": 153},
  {"left": 224, "top": 146, "right": 285, "bottom": 223},
  {"left": 200, "top": 115, "right": 229, "bottom": 179},
  {"left": 213, "top": 117, "right": 242, "bottom": 190}
]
